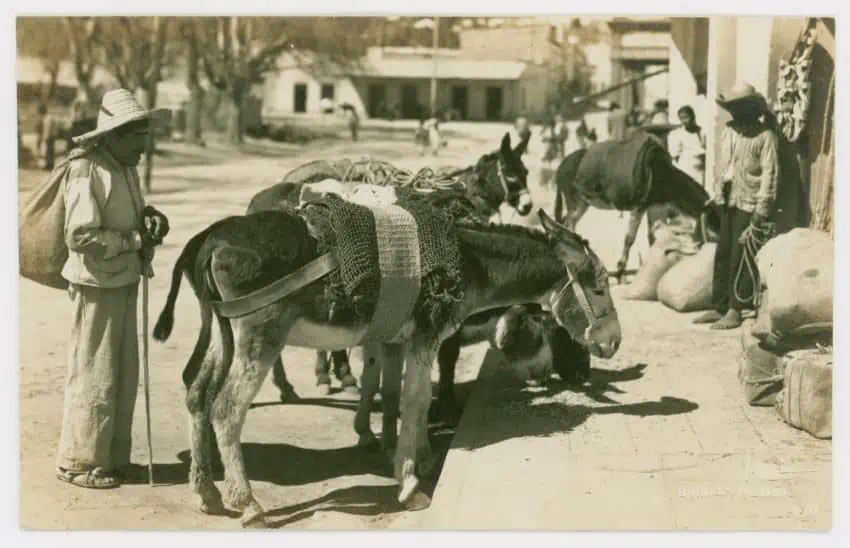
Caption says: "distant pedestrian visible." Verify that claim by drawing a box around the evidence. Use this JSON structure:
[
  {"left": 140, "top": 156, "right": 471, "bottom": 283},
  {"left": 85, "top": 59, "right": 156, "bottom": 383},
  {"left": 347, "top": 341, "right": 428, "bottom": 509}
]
[
  {"left": 346, "top": 107, "right": 360, "bottom": 142},
  {"left": 668, "top": 105, "right": 707, "bottom": 185}
]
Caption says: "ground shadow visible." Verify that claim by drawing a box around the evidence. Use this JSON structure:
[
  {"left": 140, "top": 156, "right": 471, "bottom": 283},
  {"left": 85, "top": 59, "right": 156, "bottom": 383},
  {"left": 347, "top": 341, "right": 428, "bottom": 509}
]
[
  {"left": 265, "top": 484, "right": 403, "bottom": 528},
  {"left": 451, "top": 362, "right": 699, "bottom": 451}
]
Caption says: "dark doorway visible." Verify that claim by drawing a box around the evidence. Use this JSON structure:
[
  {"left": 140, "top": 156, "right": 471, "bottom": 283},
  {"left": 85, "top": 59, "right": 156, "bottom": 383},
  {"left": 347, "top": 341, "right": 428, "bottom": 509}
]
[
  {"left": 401, "top": 85, "right": 419, "bottom": 119},
  {"left": 452, "top": 86, "right": 468, "bottom": 120},
  {"left": 486, "top": 86, "right": 503, "bottom": 121},
  {"left": 368, "top": 84, "right": 386, "bottom": 118},
  {"left": 293, "top": 83, "right": 308, "bottom": 113}
]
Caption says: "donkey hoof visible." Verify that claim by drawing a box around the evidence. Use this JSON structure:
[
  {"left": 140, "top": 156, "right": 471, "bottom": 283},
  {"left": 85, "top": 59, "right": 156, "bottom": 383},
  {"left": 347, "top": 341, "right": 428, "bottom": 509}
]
[
  {"left": 279, "top": 388, "right": 300, "bottom": 404},
  {"left": 241, "top": 513, "right": 268, "bottom": 529},
  {"left": 198, "top": 495, "right": 227, "bottom": 516},
  {"left": 241, "top": 503, "right": 268, "bottom": 529},
  {"left": 399, "top": 480, "right": 431, "bottom": 511},
  {"left": 316, "top": 383, "right": 332, "bottom": 396}
]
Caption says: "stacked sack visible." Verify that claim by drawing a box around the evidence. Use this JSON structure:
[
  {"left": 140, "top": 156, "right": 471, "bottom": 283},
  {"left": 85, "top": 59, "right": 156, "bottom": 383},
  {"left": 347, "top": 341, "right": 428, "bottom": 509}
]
[
  {"left": 622, "top": 217, "right": 700, "bottom": 301},
  {"left": 738, "top": 228, "right": 833, "bottom": 439}
]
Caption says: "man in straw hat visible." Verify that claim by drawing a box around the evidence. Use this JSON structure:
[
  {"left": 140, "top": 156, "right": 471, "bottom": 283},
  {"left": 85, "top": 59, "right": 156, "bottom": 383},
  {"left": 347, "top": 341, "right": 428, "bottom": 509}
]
[
  {"left": 55, "top": 89, "right": 170, "bottom": 489},
  {"left": 693, "top": 82, "right": 779, "bottom": 330}
]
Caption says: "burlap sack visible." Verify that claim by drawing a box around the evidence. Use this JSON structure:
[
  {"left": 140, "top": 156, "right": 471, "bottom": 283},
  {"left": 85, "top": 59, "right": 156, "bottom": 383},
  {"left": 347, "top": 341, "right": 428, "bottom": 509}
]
[
  {"left": 18, "top": 150, "right": 91, "bottom": 290},
  {"left": 776, "top": 347, "right": 833, "bottom": 439},
  {"left": 754, "top": 229, "right": 833, "bottom": 339},
  {"left": 738, "top": 319, "right": 784, "bottom": 406},
  {"left": 657, "top": 242, "right": 717, "bottom": 312},
  {"left": 622, "top": 224, "right": 689, "bottom": 301}
]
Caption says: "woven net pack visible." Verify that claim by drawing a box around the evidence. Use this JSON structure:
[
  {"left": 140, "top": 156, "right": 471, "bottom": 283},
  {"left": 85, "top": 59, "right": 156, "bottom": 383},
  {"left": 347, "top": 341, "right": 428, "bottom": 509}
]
[{"left": 300, "top": 191, "right": 465, "bottom": 333}]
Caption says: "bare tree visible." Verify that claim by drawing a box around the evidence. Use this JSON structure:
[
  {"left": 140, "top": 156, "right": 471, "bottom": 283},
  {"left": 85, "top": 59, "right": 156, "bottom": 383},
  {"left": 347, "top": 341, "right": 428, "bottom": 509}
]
[
  {"left": 94, "top": 16, "right": 172, "bottom": 192},
  {"left": 16, "top": 17, "right": 68, "bottom": 106},
  {"left": 181, "top": 20, "right": 205, "bottom": 145},
  {"left": 62, "top": 17, "right": 101, "bottom": 112},
  {"left": 197, "top": 16, "right": 370, "bottom": 144}
]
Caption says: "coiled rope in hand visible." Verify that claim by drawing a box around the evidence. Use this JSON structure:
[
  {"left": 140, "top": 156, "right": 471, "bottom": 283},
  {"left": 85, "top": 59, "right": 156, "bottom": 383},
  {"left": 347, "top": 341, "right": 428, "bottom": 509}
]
[{"left": 734, "top": 220, "right": 776, "bottom": 308}]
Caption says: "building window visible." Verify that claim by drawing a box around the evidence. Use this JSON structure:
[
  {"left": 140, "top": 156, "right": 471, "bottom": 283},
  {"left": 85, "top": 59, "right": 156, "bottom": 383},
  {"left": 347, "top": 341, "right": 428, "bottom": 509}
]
[
  {"left": 320, "top": 83, "right": 335, "bottom": 100},
  {"left": 294, "top": 83, "right": 308, "bottom": 113}
]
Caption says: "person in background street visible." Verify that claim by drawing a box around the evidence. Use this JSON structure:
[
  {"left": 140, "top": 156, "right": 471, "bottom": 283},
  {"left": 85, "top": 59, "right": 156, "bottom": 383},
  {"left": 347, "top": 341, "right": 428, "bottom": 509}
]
[
  {"left": 36, "top": 103, "right": 58, "bottom": 171},
  {"left": 421, "top": 111, "right": 442, "bottom": 156},
  {"left": 607, "top": 102, "right": 628, "bottom": 141},
  {"left": 515, "top": 115, "right": 531, "bottom": 155},
  {"left": 693, "top": 82, "right": 779, "bottom": 330},
  {"left": 648, "top": 99, "right": 670, "bottom": 125},
  {"left": 667, "top": 105, "right": 707, "bottom": 185},
  {"left": 55, "top": 88, "right": 171, "bottom": 489},
  {"left": 346, "top": 106, "right": 360, "bottom": 142},
  {"left": 540, "top": 116, "right": 565, "bottom": 188}
]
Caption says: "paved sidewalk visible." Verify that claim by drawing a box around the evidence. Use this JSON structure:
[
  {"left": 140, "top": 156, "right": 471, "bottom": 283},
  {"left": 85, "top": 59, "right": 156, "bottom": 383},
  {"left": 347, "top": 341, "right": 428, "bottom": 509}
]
[{"left": 401, "top": 287, "right": 832, "bottom": 530}]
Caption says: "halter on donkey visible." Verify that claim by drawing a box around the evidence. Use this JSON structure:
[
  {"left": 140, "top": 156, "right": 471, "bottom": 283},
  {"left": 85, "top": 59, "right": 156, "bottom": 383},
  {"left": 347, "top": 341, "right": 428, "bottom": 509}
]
[{"left": 153, "top": 204, "right": 621, "bottom": 528}]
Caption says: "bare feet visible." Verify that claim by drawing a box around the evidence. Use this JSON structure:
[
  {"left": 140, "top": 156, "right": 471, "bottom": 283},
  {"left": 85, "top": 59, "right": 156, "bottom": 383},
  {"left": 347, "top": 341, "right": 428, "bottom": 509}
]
[
  {"left": 710, "top": 309, "right": 743, "bottom": 330},
  {"left": 693, "top": 310, "right": 724, "bottom": 324}
]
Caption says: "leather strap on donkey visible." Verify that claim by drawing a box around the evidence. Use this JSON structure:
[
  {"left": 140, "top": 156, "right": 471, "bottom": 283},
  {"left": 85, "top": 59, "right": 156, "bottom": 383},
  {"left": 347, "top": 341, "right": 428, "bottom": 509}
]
[{"left": 211, "top": 252, "right": 340, "bottom": 318}]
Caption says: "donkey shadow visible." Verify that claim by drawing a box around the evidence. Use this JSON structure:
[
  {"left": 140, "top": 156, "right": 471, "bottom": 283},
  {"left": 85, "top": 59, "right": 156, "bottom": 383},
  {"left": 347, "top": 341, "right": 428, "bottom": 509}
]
[{"left": 451, "top": 362, "right": 699, "bottom": 451}]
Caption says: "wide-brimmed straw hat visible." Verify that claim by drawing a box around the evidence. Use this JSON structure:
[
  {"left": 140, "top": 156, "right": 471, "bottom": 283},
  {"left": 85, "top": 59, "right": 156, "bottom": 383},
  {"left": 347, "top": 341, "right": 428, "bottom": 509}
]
[
  {"left": 72, "top": 88, "right": 166, "bottom": 145},
  {"left": 716, "top": 81, "right": 767, "bottom": 111}
]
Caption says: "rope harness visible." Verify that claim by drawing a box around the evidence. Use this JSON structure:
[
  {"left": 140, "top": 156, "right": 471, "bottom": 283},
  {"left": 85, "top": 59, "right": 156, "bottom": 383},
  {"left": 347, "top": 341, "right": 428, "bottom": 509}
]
[
  {"left": 733, "top": 220, "right": 776, "bottom": 308},
  {"left": 339, "top": 157, "right": 469, "bottom": 192}
]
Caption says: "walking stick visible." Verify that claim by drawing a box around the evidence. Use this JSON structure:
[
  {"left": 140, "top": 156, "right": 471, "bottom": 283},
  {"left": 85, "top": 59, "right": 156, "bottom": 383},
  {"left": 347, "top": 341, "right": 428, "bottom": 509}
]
[{"left": 142, "top": 250, "right": 154, "bottom": 486}]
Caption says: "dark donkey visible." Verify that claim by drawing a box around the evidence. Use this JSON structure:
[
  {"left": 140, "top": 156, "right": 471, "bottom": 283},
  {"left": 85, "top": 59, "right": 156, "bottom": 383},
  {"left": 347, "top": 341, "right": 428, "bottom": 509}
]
[
  {"left": 552, "top": 131, "right": 712, "bottom": 283},
  {"left": 247, "top": 132, "right": 532, "bottom": 400},
  {"left": 152, "top": 208, "right": 621, "bottom": 526}
]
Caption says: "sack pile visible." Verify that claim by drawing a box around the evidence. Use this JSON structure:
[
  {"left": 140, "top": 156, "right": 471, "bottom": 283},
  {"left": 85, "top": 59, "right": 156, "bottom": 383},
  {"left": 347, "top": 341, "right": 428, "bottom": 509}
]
[
  {"left": 737, "top": 228, "right": 833, "bottom": 439},
  {"left": 622, "top": 220, "right": 698, "bottom": 301}
]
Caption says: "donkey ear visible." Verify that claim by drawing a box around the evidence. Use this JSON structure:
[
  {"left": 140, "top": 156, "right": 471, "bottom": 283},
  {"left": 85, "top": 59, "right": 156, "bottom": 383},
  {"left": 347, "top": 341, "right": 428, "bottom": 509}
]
[
  {"left": 538, "top": 208, "right": 561, "bottom": 234},
  {"left": 513, "top": 133, "right": 529, "bottom": 157},
  {"left": 500, "top": 133, "right": 512, "bottom": 157}
]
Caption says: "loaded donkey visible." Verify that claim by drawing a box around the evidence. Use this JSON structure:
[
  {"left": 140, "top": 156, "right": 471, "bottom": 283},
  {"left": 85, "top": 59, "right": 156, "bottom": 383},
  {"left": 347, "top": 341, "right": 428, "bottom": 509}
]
[{"left": 153, "top": 189, "right": 622, "bottom": 527}]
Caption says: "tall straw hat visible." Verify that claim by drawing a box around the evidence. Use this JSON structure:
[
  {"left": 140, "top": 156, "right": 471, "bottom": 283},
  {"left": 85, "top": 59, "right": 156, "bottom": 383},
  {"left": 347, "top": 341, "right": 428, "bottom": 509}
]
[
  {"left": 716, "top": 81, "right": 767, "bottom": 111},
  {"left": 72, "top": 88, "right": 166, "bottom": 145}
]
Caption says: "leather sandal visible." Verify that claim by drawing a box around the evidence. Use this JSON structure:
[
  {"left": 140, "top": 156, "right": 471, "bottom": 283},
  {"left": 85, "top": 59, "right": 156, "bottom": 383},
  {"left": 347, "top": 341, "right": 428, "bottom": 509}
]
[{"left": 56, "top": 467, "right": 120, "bottom": 489}]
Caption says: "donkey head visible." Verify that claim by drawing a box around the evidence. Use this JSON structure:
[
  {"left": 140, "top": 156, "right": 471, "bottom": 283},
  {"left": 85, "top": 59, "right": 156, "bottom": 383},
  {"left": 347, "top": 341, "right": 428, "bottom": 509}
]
[
  {"left": 537, "top": 209, "right": 622, "bottom": 359},
  {"left": 493, "top": 304, "right": 592, "bottom": 385},
  {"left": 468, "top": 133, "right": 532, "bottom": 218}
]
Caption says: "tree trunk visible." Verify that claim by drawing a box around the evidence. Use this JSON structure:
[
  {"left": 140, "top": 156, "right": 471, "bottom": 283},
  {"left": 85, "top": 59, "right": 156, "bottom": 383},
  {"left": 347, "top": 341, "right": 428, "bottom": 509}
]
[
  {"left": 186, "top": 84, "right": 205, "bottom": 144},
  {"left": 227, "top": 85, "right": 245, "bottom": 145},
  {"left": 184, "top": 21, "right": 205, "bottom": 145},
  {"left": 135, "top": 86, "right": 158, "bottom": 193}
]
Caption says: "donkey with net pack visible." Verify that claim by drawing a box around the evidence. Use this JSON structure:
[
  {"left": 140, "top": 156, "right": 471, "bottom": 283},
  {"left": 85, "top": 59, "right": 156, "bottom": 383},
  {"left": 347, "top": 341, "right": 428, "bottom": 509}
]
[
  {"left": 153, "top": 181, "right": 621, "bottom": 526},
  {"left": 247, "top": 133, "right": 534, "bottom": 401}
]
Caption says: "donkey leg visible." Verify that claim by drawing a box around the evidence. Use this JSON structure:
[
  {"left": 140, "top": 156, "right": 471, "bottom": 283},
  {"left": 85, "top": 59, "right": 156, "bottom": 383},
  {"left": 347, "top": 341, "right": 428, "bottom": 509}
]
[
  {"left": 210, "top": 325, "right": 283, "bottom": 528},
  {"left": 617, "top": 207, "right": 646, "bottom": 284},
  {"left": 271, "top": 355, "right": 299, "bottom": 403},
  {"left": 314, "top": 351, "right": 332, "bottom": 395},
  {"left": 395, "top": 340, "right": 436, "bottom": 511},
  {"left": 354, "top": 343, "right": 382, "bottom": 450},
  {"left": 332, "top": 350, "right": 359, "bottom": 395},
  {"left": 380, "top": 343, "right": 405, "bottom": 455},
  {"left": 188, "top": 406, "right": 225, "bottom": 516},
  {"left": 433, "top": 332, "right": 462, "bottom": 426}
]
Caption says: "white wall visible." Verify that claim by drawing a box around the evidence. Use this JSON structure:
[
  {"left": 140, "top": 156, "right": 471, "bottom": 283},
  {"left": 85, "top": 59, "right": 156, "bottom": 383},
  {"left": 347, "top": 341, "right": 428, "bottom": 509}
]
[{"left": 262, "top": 67, "right": 368, "bottom": 118}]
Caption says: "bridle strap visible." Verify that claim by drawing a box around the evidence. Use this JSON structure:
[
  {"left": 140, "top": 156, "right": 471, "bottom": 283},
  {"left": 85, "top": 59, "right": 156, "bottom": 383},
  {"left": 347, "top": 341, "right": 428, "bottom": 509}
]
[
  {"left": 552, "top": 260, "right": 599, "bottom": 330},
  {"left": 495, "top": 159, "right": 511, "bottom": 203}
]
